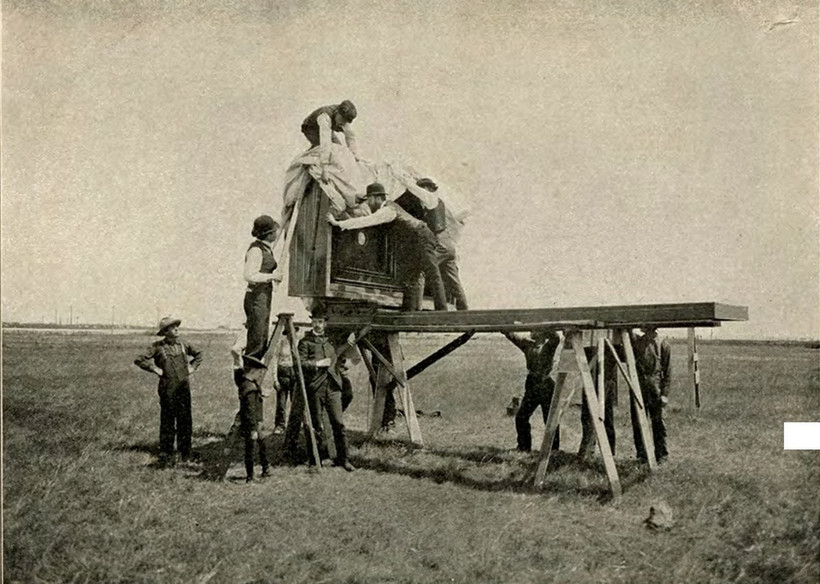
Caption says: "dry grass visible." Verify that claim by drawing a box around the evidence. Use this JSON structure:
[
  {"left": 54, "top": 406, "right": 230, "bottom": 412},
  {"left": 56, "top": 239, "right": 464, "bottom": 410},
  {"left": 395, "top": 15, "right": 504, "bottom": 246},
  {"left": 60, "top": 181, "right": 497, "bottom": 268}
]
[{"left": 3, "top": 330, "right": 818, "bottom": 583}]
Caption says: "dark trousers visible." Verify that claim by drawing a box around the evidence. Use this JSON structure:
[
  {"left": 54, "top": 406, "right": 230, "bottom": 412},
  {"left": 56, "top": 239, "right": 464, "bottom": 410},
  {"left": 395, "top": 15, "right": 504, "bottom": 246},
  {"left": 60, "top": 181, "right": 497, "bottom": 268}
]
[
  {"left": 275, "top": 365, "right": 296, "bottom": 428},
  {"left": 399, "top": 227, "right": 448, "bottom": 311},
  {"left": 313, "top": 383, "right": 349, "bottom": 464},
  {"left": 240, "top": 391, "right": 268, "bottom": 478},
  {"left": 631, "top": 377, "right": 668, "bottom": 460},
  {"left": 158, "top": 380, "right": 192, "bottom": 459},
  {"left": 340, "top": 375, "right": 354, "bottom": 412},
  {"left": 437, "top": 239, "right": 468, "bottom": 310},
  {"left": 579, "top": 347, "right": 618, "bottom": 457},
  {"left": 244, "top": 286, "right": 272, "bottom": 359},
  {"left": 516, "top": 374, "right": 560, "bottom": 452}
]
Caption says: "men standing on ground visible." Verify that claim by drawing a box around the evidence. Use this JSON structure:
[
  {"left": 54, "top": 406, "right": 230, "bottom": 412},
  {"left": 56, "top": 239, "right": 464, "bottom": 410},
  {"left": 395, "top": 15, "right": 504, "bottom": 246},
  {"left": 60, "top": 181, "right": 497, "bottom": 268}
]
[
  {"left": 631, "top": 326, "right": 671, "bottom": 463},
  {"left": 327, "top": 182, "right": 448, "bottom": 311},
  {"left": 236, "top": 354, "right": 271, "bottom": 483},
  {"left": 301, "top": 100, "right": 359, "bottom": 182},
  {"left": 134, "top": 317, "right": 203, "bottom": 468},
  {"left": 503, "top": 330, "right": 562, "bottom": 452},
  {"left": 243, "top": 215, "right": 281, "bottom": 359}
]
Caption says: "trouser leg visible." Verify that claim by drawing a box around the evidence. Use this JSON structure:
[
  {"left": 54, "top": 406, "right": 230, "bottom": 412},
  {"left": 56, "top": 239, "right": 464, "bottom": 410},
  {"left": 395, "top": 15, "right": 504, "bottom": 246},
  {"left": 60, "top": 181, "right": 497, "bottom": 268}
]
[
  {"left": 438, "top": 244, "right": 468, "bottom": 310},
  {"left": 515, "top": 377, "right": 541, "bottom": 451},
  {"left": 537, "top": 379, "right": 560, "bottom": 451},
  {"left": 244, "top": 288, "right": 272, "bottom": 359},
  {"left": 158, "top": 387, "right": 176, "bottom": 459},
  {"left": 340, "top": 375, "right": 354, "bottom": 412},
  {"left": 175, "top": 383, "right": 192, "bottom": 459},
  {"left": 324, "top": 389, "right": 348, "bottom": 464}
]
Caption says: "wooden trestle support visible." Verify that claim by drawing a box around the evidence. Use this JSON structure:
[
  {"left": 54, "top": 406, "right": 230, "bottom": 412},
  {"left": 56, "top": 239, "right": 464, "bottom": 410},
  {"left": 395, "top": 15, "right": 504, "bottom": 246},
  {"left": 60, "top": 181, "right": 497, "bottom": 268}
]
[{"left": 265, "top": 302, "right": 747, "bottom": 498}]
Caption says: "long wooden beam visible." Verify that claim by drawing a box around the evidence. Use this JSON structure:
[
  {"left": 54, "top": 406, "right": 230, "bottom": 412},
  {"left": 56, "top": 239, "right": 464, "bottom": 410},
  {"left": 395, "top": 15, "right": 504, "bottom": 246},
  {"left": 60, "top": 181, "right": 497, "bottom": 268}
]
[
  {"left": 406, "top": 331, "right": 475, "bottom": 380},
  {"left": 326, "top": 302, "right": 747, "bottom": 333}
]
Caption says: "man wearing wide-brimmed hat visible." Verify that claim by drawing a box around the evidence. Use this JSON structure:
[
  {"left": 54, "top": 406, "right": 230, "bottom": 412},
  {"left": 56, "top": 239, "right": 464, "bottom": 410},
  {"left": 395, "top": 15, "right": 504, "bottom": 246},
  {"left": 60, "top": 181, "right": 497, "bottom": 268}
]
[
  {"left": 134, "top": 316, "right": 203, "bottom": 467},
  {"left": 244, "top": 215, "right": 282, "bottom": 359},
  {"left": 327, "top": 182, "right": 448, "bottom": 311}
]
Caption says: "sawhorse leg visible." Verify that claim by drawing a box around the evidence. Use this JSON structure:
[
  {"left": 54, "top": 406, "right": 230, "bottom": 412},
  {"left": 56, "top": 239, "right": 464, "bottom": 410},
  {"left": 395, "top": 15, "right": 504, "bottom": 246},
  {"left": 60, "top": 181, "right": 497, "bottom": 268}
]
[
  {"left": 534, "top": 333, "right": 569, "bottom": 487},
  {"left": 364, "top": 333, "right": 423, "bottom": 446},
  {"left": 619, "top": 330, "right": 657, "bottom": 470},
  {"left": 278, "top": 313, "right": 322, "bottom": 468}
]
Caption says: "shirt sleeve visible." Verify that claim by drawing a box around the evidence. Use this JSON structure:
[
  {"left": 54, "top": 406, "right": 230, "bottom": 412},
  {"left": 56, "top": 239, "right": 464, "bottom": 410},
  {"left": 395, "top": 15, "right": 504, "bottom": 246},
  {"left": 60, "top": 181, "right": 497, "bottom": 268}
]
[
  {"left": 243, "top": 247, "right": 275, "bottom": 284},
  {"left": 186, "top": 341, "right": 203, "bottom": 370},
  {"left": 504, "top": 332, "right": 530, "bottom": 354},
  {"left": 134, "top": 345, "right": 159, "bottom": 372},
  {"left": 335, "top": 206, "right": 397, "bottom": 230},
  {"left": 317, "top": 112, "right": 332, "bottom": 165},
  {"left": 340, "top": 122, "right": 358, "bottom": 157}
]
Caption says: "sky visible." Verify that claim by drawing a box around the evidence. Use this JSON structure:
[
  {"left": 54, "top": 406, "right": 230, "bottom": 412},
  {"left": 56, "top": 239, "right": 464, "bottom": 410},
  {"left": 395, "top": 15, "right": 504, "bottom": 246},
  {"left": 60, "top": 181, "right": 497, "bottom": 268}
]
[{"left": 2, "top": 0, "right": 818, "bottom": 339}]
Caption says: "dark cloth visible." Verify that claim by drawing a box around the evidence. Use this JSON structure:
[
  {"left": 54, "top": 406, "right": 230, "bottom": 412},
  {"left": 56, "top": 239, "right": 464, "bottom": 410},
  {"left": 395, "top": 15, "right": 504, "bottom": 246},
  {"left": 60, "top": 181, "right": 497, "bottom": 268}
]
[
  {"left": 579, "top": 345, "right": 618, "bottom": 458},
  {"left": 630, "top": 335, "right": 672, "bottom": 460},
  {"left": 244, "top": 241, "right": 277, "bottom": 359},
  {"left": 507, "top": 333, "right": 562, "bottom": 451},
  {"left": 237, "top": 375, "right": 268, "bottom": 478},
  {"left": 158, "top": 381, "right": 192, "bottom": 459},
  {"left": 274, "top": 365, "right": 295, "bottom": 428},
  {"left": 134, "top": 338, "right": 203, "bottom": 459},
  {"left": 301, "top": 104, "right": 346, "bottom": 146},
  {"left": 385, "top": 202, "right": 448, "bottom": 311},
  {"left": 516, "top": 375, "right": 560, "bottom": 452},
  {"left": 436, "top": 234, "right": 468, "bottom": 310},
  {"left": 340, "top": 374, "right": 354, "bottom": 412}
]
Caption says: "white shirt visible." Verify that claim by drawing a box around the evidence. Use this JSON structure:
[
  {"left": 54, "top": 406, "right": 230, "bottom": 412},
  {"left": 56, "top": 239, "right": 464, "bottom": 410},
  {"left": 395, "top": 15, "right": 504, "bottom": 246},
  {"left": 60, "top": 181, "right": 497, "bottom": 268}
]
[
  {"left": 243, "top": 240, "right": 279, "bottom": 285},
  {"left": 334, "top": 202, "right": 397, "bottom": 231},
  {"left": 317, "top": 112, "right": 358, "bottom": 165}
]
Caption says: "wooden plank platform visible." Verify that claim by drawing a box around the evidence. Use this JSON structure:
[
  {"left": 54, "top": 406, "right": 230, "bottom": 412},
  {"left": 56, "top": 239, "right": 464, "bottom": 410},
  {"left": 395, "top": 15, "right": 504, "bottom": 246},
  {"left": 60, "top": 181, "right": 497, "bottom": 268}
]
[{"left": 325, "top": 302, "right": 748, "bottom": 333}]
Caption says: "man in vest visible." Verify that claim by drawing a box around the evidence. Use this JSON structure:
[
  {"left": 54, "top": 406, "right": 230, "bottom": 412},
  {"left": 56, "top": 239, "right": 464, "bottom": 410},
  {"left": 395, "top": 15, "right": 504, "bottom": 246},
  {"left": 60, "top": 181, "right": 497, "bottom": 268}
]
[
  {"left": 243, "top": 215, "right": 281, "bottom": 359},
  {"left": 630, "top": 326, "right": 672, "bottom": 463},
  {"left": 326, "top": 182, "right": 448, "bottom": 311},
  {"left": 301, "top": 100, "right": 359, "bottom": 182}
]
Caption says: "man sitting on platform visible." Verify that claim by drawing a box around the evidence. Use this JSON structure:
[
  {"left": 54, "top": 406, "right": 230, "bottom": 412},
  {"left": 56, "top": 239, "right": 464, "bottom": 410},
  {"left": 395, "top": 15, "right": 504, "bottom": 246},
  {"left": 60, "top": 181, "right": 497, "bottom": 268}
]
[{"left": 327, "top": 182, "right": 448, "bottom": 311}]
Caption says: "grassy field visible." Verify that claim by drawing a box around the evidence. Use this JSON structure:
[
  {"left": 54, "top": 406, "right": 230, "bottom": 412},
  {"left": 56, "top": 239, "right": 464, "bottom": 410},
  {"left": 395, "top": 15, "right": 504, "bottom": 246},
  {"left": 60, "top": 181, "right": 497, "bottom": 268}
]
[{"left": 3, "top": 329, "right": 818, "bottom": 583}]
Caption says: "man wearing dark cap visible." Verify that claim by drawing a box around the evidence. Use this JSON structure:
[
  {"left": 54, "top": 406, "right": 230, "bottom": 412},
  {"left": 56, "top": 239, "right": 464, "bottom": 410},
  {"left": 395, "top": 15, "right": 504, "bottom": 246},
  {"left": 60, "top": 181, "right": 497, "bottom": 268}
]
[
  {"left": 244, "top": 215, "right": 282, "bottom": 359},
  {"left": 301, "top": 100, "right": 359, "bottom": 182},
  {"left": 284, "top": 303, "right": 357, "bottom": 471},
  {"left": 134, "top": 317, "right": 203, "bottom": 467},
  {"left": 236, "top": 354, "right": 271, "bottom": 483},
  {"left": 327, "top": 182, "right": 448, "bottom": 311}
]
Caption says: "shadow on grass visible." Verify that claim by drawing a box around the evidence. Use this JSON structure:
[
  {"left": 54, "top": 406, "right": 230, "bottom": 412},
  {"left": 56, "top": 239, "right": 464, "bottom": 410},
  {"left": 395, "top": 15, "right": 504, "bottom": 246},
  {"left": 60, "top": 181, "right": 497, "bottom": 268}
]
[
  {"left": 345, "top": 430, "right": 652, "bottom": 502},
  {"left": 110, "top": 428, "right": 653, "bottom": 499}
]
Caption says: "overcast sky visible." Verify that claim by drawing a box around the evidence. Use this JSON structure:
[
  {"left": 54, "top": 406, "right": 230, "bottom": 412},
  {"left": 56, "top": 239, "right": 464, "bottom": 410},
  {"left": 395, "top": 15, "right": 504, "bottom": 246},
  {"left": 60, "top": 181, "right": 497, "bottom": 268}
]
[{"left": 2, "top": 0, "right": 818, "bottom": 339}]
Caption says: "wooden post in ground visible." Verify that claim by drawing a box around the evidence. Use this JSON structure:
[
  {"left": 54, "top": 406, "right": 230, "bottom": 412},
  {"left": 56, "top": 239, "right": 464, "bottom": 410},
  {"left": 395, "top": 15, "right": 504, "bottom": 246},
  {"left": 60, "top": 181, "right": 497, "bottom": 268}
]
[
  {"left": 569, "top": 331, "right": 621, "bottom": 499},
  {"left": 533, "top": 333, "right": 568, "bottom": 488},
  {"left": 621, "top": 329, "right": 657, "bottom": 470},
  {"left": 387, "top": 333, "right": 423, "bottom": 446},
  {"left": 687, "top": 327, "right": 701, "bottom": 410},
  {"left": 284, "top": 314, "right": 322, "bottom": 468}
]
